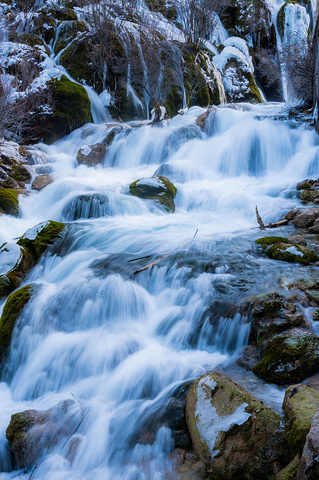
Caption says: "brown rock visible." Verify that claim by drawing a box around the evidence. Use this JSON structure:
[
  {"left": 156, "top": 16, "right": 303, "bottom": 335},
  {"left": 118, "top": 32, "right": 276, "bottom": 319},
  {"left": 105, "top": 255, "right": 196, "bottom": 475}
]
[
  {"left": 288, "top": 235, "right": 307, "bottom": 246},
  {"left": 6, "top": 400, "right": 83, "bottom": 469},
  {"left": 77, "top": 143, "right": 107, "bottom": 167},
  {"left": 286, "top": 209, "right": 298, "bottom": 221},
  {"left": 293, "top": 209, "right": 319, "bottom": 228},
  {"left": 31, "top": 174, "right": 54, "bottom": 191}
]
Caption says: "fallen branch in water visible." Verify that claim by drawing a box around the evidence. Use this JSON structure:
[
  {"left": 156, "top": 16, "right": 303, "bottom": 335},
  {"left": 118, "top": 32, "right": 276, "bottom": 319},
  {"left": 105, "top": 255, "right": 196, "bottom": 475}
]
[
  {"left": 133, "top": 254, "right": 169, "bottom": 275},
  {"left": 28, "top": 462, "right": 37, "bottom": 480},
  {"left": 255, "top": 206, "right": 265, "bottom": 230},
  {"left": 256, "top": 206, "right": 288, "bottom": 230}
]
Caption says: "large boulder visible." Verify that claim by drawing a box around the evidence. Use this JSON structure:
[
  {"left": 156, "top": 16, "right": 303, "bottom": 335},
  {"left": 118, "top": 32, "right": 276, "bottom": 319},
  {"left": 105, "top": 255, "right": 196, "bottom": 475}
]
[
  {"left": 17, "top": 220, "right": 65, "bottom": 260},
  {"left": 129, "top": 175, "right": 177, "bottom": 213},
  {"left": 253, "top": 329, "right": 319, "bottom": 384},
  {"left": 186, "top": 372, "right": 281, "bottom": 480},
  {"left": 283, "top": 384, "right": 319, "bottom": 459},
  {"left": 298, "top": 410, "right": 319, "bottom": 480},
  {"left": 0, "top": 284, "right": 37, "bottom": 360},
  {"left": 76, "top": 143, "right": 107, "bottom": 167},
  {"left": 6, "top": 400, "right": 83, "bottom": 469}
]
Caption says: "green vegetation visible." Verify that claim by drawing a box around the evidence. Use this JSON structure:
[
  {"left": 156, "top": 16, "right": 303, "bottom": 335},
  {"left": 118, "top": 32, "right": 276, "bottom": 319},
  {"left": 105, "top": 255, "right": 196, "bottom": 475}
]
[
  {"left": 0, "top": 285, "right": 35, "bottom": 357},
  {"left": 48, "top": 75, "right": 92, "bottom": 142},
  {"left": 0, "top": 189, "right": 20, "bottom": 216},
  {"left": 18, "top": 221, "right": 65, "bottom": 259}
]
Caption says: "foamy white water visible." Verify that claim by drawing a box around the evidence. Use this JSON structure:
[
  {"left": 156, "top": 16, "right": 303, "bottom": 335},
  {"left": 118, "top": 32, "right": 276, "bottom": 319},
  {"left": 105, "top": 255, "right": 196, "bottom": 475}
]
[{"left": 0, "top": 103, "right": 317, "bottom": 479}]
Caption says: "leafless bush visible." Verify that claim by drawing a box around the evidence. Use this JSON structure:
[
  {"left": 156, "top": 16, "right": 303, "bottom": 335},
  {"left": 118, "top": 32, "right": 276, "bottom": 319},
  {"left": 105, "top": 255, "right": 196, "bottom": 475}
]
[
  {"left": 280, "top": 38, "right": 315, "bottom": 104},
  {"left": 176, "top": 0, "right": 231, "bottom": 47}
]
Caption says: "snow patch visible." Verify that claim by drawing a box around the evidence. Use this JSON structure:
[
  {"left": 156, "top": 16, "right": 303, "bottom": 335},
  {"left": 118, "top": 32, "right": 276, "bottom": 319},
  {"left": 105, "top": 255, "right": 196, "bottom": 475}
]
[
  {"left": 0, "top": 243, "right": 22, "bottom": 275},
  {"left": 285, "top": 246, "right": 303, "bottom": 257},
  {"left": 195, "top": 375, "right": 251, "bottom": 457}
]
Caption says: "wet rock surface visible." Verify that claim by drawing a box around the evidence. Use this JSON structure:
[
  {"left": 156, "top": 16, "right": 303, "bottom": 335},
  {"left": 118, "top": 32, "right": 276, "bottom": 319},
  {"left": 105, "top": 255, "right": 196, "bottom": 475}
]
[
  {"left": 186, "top": 372, "right": 281, "bottom": 480},
  {"left": 129, "top": 175, "right": 177, "bottom": 213},
  {"left": 76, "top": 143, "right": 107, "bottom": 166},
  {"left": 6, "top": 400, "right": 84, "bottom": 469},
  {"left": 31, "top": 174, "right": 54, "bottom": 191}
]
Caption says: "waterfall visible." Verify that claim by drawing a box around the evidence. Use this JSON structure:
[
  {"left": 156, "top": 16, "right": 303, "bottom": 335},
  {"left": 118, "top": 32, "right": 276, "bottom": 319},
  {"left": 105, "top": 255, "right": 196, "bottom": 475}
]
[
  {"left": 0, "top": 103, "right": 319, "bottom": 480},
  {"left": 274, "top": 1, "right": 310, "bottom": 102}
]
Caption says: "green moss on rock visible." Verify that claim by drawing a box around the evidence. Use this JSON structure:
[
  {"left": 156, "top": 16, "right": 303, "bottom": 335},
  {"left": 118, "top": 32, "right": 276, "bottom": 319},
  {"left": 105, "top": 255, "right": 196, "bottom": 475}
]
[
  {"left": 0, "top": 285, "right": 35, "bottom": 358},
  {"left": 267, "top": 243, "right": 318, "bottom": 265},
  {"left": 130, "top": 175, "right": 177, "bottom": 213},
  {"left": 255, "top": 236, "right": 289, "bottom": 250},
  {"left": 186, "top": 372, "right": 281, "bottom": 479},
  {"left": 47, "top": 75, "right": 92, "bottom": 142},
  {"left": 252, "top": 328, "right": 319, "bottom": 384},
  {"left": 18, "top": 221, "right": 65, "bottom": 260},
  {"left": 0, "top": 189, "right": 20, "bottom": 216},
  {"left": 283, "top": 384, "right": 319, "bottom": 459}
]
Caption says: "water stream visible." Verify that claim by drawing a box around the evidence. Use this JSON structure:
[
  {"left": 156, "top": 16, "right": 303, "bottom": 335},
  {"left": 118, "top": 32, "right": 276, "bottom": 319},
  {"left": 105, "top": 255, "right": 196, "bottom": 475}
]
[{"left": 0, "top": 103, "right": 319, "bottom": 479}]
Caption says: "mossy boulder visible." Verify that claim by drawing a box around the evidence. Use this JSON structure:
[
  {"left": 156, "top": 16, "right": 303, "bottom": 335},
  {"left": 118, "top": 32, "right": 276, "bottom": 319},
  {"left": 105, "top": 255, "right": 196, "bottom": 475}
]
[
  {"left": 129, "top": 175, "right": 177, "bottom": 213},
  {"left": 0, "top": 243, "right": 35, "bottom": 298},
  {"left": 255, "top": 236, "right": 289, "bottom": 250},
  {"left": 0, "top": 284, "right": 36, "bottom": 359},
  {"left": 17, "top": 221, "right": 65, "bottom": 260},
  {"left": 0, "top": 189, "right": 20, "bottom": 216},
  {"left": 283, "top": 384, "right": 319, "bottom": 459},
  {"left": 6, "top": 400, "right": 81, "bottom": 470},
  {"left": 252, "top": 329, "right": 319, "bottom": 384},
  {"left": 266, "top": 243, "right": 318, "bottom": 265},
  {"left": 46, "top": 75, "right": 92, "bottom": 143},
  {"left": 76, "top": 143, "right": 107, "bottom": 167},
  {"left": 186, "top": 372, "right": 281, "bottom": 480}
]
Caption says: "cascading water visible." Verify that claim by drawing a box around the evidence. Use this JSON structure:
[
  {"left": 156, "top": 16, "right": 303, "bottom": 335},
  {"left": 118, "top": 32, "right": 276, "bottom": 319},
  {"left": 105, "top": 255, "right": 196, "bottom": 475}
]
[{"left": 0, "top": 103, "right": 319, "bottom": 479}]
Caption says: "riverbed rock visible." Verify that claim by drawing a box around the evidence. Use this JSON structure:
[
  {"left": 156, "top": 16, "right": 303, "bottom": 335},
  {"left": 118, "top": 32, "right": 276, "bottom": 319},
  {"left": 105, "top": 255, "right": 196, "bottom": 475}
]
[
  {"left": 76, "top": 143, "right": 107, "bottom": 167},
  {"left": 288, "top": 235, "right": 307, "bottom": 246},
  {"left": 293, "top": 209, "right": 319, "bottom": 228},
  {"left": 298, "top": 409, "right": 319, "bottom": 480},
  {"left": 62, "top": 193, "right": 109, "bottom": 220},
  {"left": 0, "top": 243, "right": 35, "bottom": 298},
  {"left": 0, "top": 284, "right": 37, "bottom": 360},
  {"left": 283, "top": 384, "right": 319, "bottom": 459},
  {"left": 266, "top": 243, "right": 318, "bottom": 265},
  {"left": 186, "top": 372, "right": 281, "bottom": 480},
  {"left": 17, "top": 220, "right": 65, "bottom": 260},
  {"left": 31, "top": 174, "right": 54, "bottom": 191},
  {"left": 253, "top": 329, "right": 319, "bottom": 384},
  {"left": 129, "top": 175, "right": 177, "bottom": 213},
  {"left": 6, "top": 399, "right": 83, "bottom": 469}
]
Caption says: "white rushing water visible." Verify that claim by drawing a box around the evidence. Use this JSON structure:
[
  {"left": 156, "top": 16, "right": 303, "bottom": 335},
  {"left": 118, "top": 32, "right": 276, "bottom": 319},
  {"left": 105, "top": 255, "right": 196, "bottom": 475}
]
[{"left": 0, "top": 103, "right": 318, "bottom": 479}]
